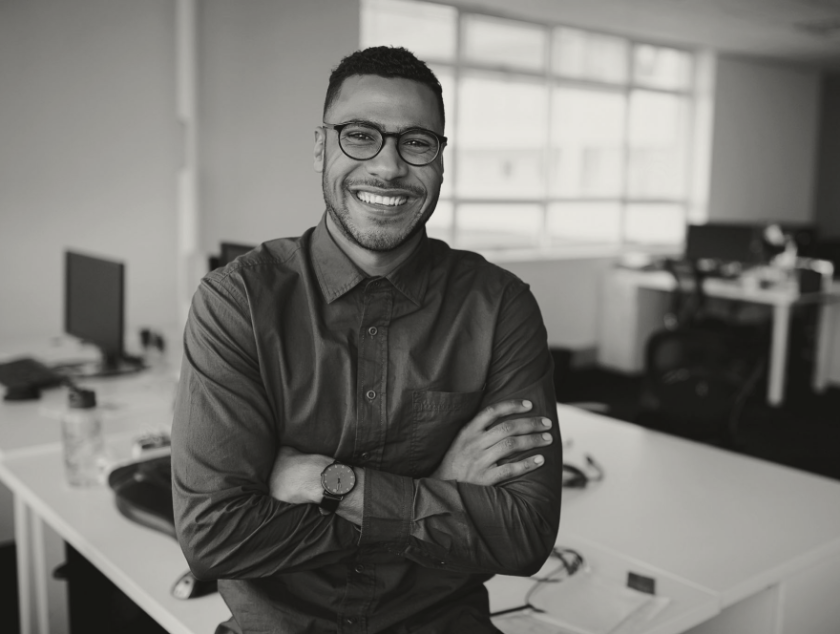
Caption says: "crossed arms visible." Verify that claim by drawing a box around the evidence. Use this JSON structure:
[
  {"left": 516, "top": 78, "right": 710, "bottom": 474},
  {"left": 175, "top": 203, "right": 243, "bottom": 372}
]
[{"left": 172, "top": 276, "right": 563, "bottom": 581}]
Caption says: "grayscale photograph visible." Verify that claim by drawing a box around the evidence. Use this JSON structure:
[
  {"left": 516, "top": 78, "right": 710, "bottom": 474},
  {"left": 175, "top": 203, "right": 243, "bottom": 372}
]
[{"left": 1, "top": 0, "right": 840, "bottom": 633}]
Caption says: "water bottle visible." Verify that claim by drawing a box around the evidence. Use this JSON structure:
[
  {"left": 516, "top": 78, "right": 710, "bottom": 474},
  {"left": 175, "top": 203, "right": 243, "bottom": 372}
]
[{"left": 62, "top": 386, "right": 105, "bottom": 486}]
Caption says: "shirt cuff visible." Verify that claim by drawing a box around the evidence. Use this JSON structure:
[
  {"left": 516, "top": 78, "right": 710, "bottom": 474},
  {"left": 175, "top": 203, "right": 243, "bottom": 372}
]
[{"left": 359, "top": 468, "right": 412, "bottom": 550}]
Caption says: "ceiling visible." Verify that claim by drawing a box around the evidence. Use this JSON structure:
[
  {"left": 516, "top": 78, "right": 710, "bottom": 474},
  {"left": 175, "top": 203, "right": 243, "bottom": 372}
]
[{"left": 449, "top": 0, "right": 840, "bottom": 69}]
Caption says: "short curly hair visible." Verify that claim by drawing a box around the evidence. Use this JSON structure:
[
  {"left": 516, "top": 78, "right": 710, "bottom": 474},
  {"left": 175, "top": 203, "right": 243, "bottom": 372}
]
[{"left": 323, "top": 46, "right": 445, "bottom": 128}]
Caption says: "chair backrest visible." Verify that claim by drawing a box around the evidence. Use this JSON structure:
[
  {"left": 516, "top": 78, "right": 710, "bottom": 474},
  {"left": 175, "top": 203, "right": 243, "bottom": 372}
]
[
  {"left": 663, "top": 258, "right": 708, "bottom": 329},
  {"left": 640, "top": 327, "right": 757, "bottom": 443}
]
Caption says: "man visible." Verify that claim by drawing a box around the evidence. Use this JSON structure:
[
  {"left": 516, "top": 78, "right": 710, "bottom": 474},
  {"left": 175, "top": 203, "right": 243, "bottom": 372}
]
[{"left": 172, "top": 46, "right": 562, "bottom": 633}]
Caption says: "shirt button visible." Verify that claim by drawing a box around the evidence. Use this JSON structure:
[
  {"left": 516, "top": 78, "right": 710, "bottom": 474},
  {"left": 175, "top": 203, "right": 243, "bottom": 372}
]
[
  {"left": 354, "top": 564, "right": 365, "bottom": 573},
  {"left": 360, "top": 451, "right": 370, "bottom": 460},
  {"left": 366, "top": 390, "right": 376, "bottom": 400},
  {"left": 368, "top": 326, "right": 378, "bottom": 336},
  {"left": 345, "top": 617, "right": 356, "bottom": 625}
]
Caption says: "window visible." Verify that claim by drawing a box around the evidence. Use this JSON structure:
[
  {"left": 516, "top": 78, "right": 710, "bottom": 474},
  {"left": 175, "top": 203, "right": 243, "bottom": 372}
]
[{"left": 361, "top": 0, "right": 696, "bottom": 251}]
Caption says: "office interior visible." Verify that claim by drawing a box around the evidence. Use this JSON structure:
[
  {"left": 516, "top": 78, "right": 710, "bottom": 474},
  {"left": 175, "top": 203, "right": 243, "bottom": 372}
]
[{"left": 2, "top": 0, "right": 840, "bottom": 632}]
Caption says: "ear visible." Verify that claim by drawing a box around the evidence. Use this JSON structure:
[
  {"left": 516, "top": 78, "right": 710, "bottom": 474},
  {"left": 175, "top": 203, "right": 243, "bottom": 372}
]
[{"left": 313, "top": 127, "right": 326, "bottom": 173}]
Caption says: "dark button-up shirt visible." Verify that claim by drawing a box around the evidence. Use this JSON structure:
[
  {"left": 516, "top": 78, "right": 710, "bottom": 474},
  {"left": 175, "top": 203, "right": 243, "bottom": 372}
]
[{"left": 172, "top": 215, "right": 562, "bottom": 633}]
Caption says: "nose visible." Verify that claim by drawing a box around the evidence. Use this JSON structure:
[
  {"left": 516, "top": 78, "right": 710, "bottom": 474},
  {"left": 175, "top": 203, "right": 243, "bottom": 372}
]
[{"left": 365, "top": 136, "right": 409, "bottom": 181}]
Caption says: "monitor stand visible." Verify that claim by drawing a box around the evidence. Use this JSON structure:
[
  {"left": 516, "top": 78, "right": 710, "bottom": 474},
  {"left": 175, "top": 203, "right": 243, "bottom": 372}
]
[
  {"left": 93, "top": 353, "right": 145, "bottom": 378},
  {"left": 54, "top": 352, "right": 145, "bottom": 380}
]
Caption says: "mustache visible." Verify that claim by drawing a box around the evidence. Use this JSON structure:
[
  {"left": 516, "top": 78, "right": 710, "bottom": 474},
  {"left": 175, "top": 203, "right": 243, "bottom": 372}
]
[{"left": 345, "top": 178, "right": 424, "bottom": 197}]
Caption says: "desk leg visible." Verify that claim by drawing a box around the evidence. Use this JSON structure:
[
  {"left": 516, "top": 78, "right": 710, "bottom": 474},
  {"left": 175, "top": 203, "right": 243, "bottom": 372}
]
[
  {"left": 768, "top": 304, "right": 791, "bottom": 407},
  {"left": 14, "top": 495, "right": 32, "bottom": 634},
  {"left": 813, "top": 299, "right": 836, "bottom": 394},
  {"left": 31, "top": 515, "right": 50, "bottom": 634},
  {"left": 13, "top": 495, "right": 50, "bottom": 634}
]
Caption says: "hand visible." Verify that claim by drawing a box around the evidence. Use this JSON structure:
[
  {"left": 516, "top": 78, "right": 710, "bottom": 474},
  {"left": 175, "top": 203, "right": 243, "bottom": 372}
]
[
  {"left": 269, "top": 446, "right": 331, "bottom": 505},
  {"left": 431, "top": 399, "right": 553, "bottom": 486}
]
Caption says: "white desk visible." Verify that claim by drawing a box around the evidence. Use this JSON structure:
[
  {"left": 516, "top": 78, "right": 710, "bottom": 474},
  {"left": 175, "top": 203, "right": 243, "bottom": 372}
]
[
  {"left": 555, "top": 405, "right": 840, "bottom": 633},
  {"left": 4, "top": 402, "right": 840, "bottom": 634},
  {"left": 597, "top": 268, "right": 840, "bottom": 406},
  {"left": 0, "top": 337, "right": 182, "bottom": 634},
  {"left": 0, "top": 435, "right": 230, "bottom": 634}
]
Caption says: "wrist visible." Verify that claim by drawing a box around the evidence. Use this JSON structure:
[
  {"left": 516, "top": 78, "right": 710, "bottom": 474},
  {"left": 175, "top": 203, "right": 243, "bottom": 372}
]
[{"left": 309, "top": 455, "right": 334, "bottom": 504}]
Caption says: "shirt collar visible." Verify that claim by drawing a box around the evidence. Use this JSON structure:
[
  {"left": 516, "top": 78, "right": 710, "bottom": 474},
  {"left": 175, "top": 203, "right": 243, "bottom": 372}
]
[
  {"left": 383, "top": 230, "right": 430, "bottom": 307},
  {"left": 310, "top": 213, "right": 431, "bottom": 306}
]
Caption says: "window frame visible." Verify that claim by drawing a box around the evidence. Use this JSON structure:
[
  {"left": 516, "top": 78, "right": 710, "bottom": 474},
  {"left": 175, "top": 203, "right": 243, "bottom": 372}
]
[{"left": 361, "top": 0, "right": 699, "bottom": 254}]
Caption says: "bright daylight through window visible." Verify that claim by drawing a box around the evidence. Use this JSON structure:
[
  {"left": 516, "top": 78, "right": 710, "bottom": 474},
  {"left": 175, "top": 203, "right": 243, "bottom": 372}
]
[{"left": 361, "top": 0, "right": 696, "bottom": 253}]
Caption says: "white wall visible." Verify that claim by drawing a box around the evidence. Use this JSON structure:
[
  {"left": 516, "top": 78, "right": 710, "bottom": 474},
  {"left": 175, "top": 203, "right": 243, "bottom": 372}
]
[
  {"left": 707, "top": 56, "right": 821, "bottom": 225},
  {"left": 0, "top": 0, "right": 181, "bottom": 341},
  {"left": 198, "top": 0, "right": 361, "bottom": 254},
  {"left": 500, "top": 257, "right": 615, "bottom": 351}
]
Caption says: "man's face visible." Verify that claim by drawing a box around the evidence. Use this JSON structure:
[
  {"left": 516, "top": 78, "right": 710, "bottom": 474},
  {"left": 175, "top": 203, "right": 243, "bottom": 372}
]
[{"left": 314, "top": 75, "right": 444, "bottom": 253}]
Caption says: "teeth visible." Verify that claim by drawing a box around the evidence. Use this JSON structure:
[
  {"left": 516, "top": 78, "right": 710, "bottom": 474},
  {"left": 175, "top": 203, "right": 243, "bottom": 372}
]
[{"left": 356, "top": 191, "right": 407, "bottom": 206}]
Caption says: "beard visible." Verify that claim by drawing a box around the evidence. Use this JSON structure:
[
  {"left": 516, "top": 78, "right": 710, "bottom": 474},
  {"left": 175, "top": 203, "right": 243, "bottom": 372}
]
[{"left": 322, "top": 173, "right": 433, "bottom": 253}]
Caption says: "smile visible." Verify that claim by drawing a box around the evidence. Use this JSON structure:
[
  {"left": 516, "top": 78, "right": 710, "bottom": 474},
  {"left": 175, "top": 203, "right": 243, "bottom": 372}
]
[{"left": 354, "top": 191, "right": 408, "bottom": 207}]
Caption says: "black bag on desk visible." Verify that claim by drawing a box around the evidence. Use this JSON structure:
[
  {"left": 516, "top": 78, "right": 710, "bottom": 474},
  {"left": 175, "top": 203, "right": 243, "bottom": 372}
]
[
  {"left": 107, "top": 454, "right": 176, "bottom": 539},
  {"left": 107, "top": 454, "right": 219, "bottom": 601}
]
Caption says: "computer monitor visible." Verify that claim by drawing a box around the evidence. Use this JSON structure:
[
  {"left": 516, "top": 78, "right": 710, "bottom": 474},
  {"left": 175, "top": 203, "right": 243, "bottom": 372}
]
[
  {"left": 64, "top": 251, "right": 137, "bottom": 375},
  {"left": 219, "top": 242, "right": 256, "bottom": 267},
  {"left": 684, "top": 223, "right": 765, "bottom": 266}
]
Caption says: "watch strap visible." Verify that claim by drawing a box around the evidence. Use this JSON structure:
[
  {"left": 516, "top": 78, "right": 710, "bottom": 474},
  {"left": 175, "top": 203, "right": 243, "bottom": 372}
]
[{"left": 319, "top": 491, "right": 343, "bottom": 515}]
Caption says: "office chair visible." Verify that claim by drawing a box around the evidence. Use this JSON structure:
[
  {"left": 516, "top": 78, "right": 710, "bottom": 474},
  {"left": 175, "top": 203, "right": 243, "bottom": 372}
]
[
  {"left": 637, "top": 258, "right": 767, "bottom": 446},
  {"left": 637, "top": 327, "right": 765, "bottom": 446}
]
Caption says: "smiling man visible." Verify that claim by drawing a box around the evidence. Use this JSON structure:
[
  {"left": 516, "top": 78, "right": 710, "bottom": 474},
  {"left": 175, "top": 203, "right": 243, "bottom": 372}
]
[{"left": 171, "top": 47, "right": 562, "bottom": 633}]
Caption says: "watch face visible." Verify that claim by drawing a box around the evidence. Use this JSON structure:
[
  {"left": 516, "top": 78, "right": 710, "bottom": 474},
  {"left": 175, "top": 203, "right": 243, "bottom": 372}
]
[{"left": 322, "top": 463, "right": 356, "bottom": 495}]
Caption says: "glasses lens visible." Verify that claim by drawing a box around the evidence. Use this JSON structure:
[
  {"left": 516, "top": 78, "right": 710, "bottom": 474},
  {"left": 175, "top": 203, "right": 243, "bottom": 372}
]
[
  {"left": 338, "top": 123, "right": 382, "bottom": 160},
  {"left": 399, "top": 130, "right": 440, "bottom": 165}
]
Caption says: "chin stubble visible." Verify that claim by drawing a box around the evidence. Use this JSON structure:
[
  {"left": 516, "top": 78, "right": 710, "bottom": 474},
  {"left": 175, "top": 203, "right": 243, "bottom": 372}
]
[{"left": 322, "top": 174, "right": 432, "bottom": 253}]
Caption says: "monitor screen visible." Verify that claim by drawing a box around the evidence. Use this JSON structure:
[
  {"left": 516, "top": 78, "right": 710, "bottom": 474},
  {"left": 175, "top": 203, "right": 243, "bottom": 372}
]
[
  {"left": 65, "top": 251, "right": 124, "bottom": 360},
  {"left": 219, "top": 242, "right": 256, "bottom": 267},
  {"left": 684, "top": 223, "right": 765, "bottom": 265}
]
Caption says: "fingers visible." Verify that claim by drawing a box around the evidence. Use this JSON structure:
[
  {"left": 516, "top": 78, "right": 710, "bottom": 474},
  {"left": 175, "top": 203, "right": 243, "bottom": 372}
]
[
  {"left": 483, "top": 416, "right": 552, "bottom": 449},
  {"left": 485, "top": 425, "right": 553, "bottom": 465},
  {"left": 466, "top": 399, "right": 534, "bottom": 434},
  {"left": 484, "top": 455, "right": 546, "bottom": 486}
]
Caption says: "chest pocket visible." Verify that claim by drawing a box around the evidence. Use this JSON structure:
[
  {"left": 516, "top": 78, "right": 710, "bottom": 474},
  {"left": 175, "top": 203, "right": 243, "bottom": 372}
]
[{"left": 410, "top": 389, "right": 483, "bottom": 476}]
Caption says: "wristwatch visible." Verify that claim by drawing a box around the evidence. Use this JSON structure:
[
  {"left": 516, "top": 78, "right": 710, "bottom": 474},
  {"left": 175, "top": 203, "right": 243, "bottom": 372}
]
[{"left": 319, "top": 461, "right": 357, "bottom": 515}]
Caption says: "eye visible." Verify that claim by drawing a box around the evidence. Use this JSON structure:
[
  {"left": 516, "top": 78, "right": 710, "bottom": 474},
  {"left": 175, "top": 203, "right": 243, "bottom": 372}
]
[
  {"left": 344, "top": 130, "right": 376, "bottom": 142},
  {"left": 403, "top": 137, "right": 432, "bottom": 149}
]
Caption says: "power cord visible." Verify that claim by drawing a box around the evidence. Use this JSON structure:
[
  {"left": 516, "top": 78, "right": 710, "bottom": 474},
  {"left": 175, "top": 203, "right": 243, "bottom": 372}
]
[
  {"left": 562, "top": 454, "right": 604, "bottom": 488},
  {"left": 489, "top": 548, "right": 585, "bottom": 617}
]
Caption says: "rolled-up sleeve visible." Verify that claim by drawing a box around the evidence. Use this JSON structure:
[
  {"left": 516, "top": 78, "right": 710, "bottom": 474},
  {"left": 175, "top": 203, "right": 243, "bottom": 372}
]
[
  {"left": 171, "top": 277, "right": 359, "bottom": 580},
  {"left": 359, "top": 282, "right": 563, "bottom": 577}
]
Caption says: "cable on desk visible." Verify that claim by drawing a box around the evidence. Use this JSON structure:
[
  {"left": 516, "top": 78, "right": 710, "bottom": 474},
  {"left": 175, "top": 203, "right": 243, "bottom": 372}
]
[
  {"left": 562, "top": 454, "right": 604, "bottom": 488},
  {"left": 489, "top": 547, "right": 585, "bottom": 617}
]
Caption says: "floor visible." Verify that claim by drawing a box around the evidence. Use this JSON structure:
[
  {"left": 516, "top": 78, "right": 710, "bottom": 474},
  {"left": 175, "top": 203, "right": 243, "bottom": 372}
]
[{"left": 1, "top": 364, "right": 838, "bottom": 633}]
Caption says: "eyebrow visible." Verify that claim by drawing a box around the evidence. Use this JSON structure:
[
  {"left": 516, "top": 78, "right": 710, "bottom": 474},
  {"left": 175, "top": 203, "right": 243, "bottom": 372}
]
[{"left": 341, "top": 118, "right": 439, "bottom": 135}]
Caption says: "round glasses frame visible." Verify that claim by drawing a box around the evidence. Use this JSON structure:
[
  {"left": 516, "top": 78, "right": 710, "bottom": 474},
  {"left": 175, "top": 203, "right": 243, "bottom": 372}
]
[{"left": 322, "top": 121, "right": 447, "bottom": 167}]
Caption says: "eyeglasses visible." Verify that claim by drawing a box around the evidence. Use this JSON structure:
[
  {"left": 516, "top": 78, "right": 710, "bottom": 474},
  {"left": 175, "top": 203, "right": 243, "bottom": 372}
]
[{"left": 322, "top": 120, "right": 447, "bottom": 167}]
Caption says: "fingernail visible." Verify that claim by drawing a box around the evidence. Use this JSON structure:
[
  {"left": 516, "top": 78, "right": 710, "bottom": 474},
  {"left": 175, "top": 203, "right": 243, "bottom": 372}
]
[
  {"left": 542, "top": 418, "right": 551, "bottom": 427},
  {"left": 534, "top": 455, "right": 544, "bottom": 465},
  {"left": 522, "top": 400, "right": 532, "bottom": 408},
  {"left": 542, "top": 433, "right": 552, "bottom": 441}
]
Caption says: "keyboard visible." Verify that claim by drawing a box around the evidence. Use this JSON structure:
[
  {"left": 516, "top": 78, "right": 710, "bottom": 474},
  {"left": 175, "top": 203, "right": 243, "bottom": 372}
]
[{"left": 0, "top": 357, "right": 65, "bottom": 389}]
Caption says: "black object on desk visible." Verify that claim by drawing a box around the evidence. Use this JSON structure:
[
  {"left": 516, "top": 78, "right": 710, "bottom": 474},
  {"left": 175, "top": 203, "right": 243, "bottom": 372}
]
[
  {"left": 108, "top": 455, "right": 176, "bottom": 539},
  {"left": 0, "top": 357, "right": 65, "bottom": 401},
  {"left": 0, "top": 357, "right": 64, "bottom": 389},
  {"left": 107, "top": 455, "right": 219, "bottom": 600}
]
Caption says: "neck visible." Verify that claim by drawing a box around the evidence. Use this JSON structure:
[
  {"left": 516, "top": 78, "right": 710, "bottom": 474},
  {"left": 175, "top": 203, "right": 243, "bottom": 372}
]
[{"left": 325, "top": 213, "right": 422, "bottom": 278}]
